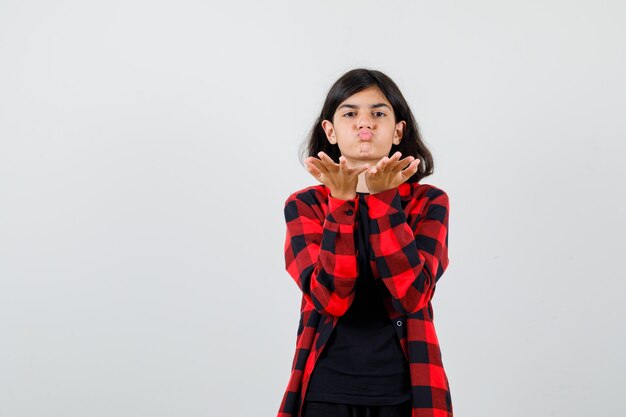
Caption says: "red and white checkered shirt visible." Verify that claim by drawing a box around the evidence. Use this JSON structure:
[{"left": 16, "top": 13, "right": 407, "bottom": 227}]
[{"left": 277, "top": 181, "right": 453, "bottom": 417}]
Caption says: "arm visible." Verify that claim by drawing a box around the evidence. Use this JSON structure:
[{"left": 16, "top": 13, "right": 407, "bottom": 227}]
[
  {"left": 283, "top": 189, "right": 360, "bottom": 317},
  {"left": 365, "top": 185, "right": 450, "bottom": 315}
]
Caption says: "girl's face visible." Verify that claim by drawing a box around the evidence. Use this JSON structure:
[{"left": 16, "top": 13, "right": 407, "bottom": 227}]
[{"left": 321, "top": 86, "right": 405, "bottom": 168}]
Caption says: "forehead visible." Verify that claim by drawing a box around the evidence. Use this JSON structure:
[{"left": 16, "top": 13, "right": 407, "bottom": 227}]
[{"left": 336, "top": 86, "right": 391, "bottom": 108}]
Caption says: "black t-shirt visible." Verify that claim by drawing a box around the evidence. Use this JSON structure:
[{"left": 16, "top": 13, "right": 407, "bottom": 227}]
[{"left": 305, "top": 192, "right": 412, "bottom": 406}]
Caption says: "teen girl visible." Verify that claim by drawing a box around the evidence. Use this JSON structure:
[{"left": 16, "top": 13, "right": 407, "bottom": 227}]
[{"left": 277, "top": 68, "right": 453, "bottom": 417}]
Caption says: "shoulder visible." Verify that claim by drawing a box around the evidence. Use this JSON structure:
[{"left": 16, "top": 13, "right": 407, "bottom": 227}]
[
  {"left": 283, "top": 184, "right": 330, "bottom": 222},
  {"left": 399, "top": 181, "right": 449, "bottom": 205},
  {"left": 284, "top": 184, "right": 329, "bottom": 207},
  {"left": 398, "top": 182, "right": 450, "bottom": 221}
]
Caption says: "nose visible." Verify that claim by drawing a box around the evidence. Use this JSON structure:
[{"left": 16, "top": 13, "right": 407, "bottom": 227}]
[{"left": 357, "top": 113, "right": 373, "bottom": 129}]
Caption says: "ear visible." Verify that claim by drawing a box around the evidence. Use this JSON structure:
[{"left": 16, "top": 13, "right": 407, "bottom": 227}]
[
  {"left": 393, "top": 120, "right": 406, "bottom": 145},
  {"left": 321, "top": 120, "right": 337, "bottom": 145}
]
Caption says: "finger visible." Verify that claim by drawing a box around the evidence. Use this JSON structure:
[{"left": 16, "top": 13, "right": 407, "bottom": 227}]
[
  {"left": 308, "top": 156, "right": 330, "bottom": 174},
  {"left": 376, "top": 156, "right": 390, "bottom": 172},
  {"left": 304, "top": 158, "right": 321, "bottom": 173},
  {"left": 304, "top": 156, "right": 319, "bottom": 165},
  {"left": 397, "top": 156, "right": 414, "bottom": 170},
  {"left": 381, "top": 154, "right": 398, "bottom": 172},
  {"left": 385, "top": 156, "right": 411, "bottom": 176},
  {"left": 390, "top": 151, "right": 402, "bottom": 161},
  {"left": 355, "top": 163, "right": 370, "bottom": 175},
  {"left": 305, "top": 156, "right": 322, "bottom": 165},
  {"left": 401, "top": 159, "right": 420, "bottom": 176},
  {"left": 318, "top": 151, "right": 339, "bottom": 168},
  {"left": 339, "top": 156, "right": 350, "bottom": 172},
  {"left": 387, "top": 152, "right": 406, "bottom": 170},
  {"left": 339, "top": 156, "right": 365, "bottom": 174},
  {"left": 305, "top": 160, "right": 324, "bottom": 180},
  {"left": 384, "top": 151, "right": 401, "bottom": 168}
]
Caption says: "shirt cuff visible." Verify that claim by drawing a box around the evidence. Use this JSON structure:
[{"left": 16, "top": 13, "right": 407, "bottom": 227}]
[
  {"left": 327, "top": 194, "right": 358, "bottom": 224},
  {"left": 365, "top": 188, "right": 402, "bottom": 219}
]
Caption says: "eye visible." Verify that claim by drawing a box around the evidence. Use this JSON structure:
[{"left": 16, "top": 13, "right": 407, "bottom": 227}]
[
  {"left": 373, "top": 111, "right": 386, "bottom": 117},
  {"left": 343, "top": 111, "right": 356, "bottom": 117}
]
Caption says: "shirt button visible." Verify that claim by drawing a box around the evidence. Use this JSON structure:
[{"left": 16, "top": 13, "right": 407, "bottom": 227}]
[
  {"left": 396, "top": 320, "right": 403, "bottom": 327},
  {"left": 345, "top": 209, "right": 354, "bottom": 215}
]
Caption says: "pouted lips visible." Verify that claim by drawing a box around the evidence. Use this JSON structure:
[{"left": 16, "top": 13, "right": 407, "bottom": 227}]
[{"left": 358, "top": 131, "right": 373, "bottom": 140}]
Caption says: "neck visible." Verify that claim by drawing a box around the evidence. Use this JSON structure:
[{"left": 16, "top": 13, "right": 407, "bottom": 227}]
[{"left": 356, "top": 171, "right": 370, "bottom": 193}]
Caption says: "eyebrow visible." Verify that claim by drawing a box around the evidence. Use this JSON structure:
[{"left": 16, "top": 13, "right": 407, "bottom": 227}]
[{"left": 337, "top": 103, "right": 391, "bottom": 111}]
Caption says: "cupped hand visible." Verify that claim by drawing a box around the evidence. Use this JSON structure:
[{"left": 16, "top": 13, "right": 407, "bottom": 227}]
[
  {"left": 304, "top": 152, "right": 370, "bottom": 200},
  {"left": 365, "top": 151, "right": 420, "bottom": 194}
]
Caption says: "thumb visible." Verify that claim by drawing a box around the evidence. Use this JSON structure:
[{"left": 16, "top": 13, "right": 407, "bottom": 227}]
[{"left": 356, "top": 163, "right": 370, "bottom": 174}]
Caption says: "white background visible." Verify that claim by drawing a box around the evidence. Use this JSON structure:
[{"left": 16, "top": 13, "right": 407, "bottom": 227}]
[{"left": 1, "top": 1, "right": 625, "bottom": 416}]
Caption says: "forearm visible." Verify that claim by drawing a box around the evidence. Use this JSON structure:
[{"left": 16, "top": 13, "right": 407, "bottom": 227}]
[
  {"left": 366, "top": 186, "right": 450, "bottom": 314},
  {"left": 284, "top": 192, "right": 361, "bottom": 316}
]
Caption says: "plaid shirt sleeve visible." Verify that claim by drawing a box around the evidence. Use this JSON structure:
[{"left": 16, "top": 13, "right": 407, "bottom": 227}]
[
  {"left": 283, "top": 187, "right": 361, "bottom": 317},
  {"left": 365, "top": 185, "right": 450, "bottom": 315}
]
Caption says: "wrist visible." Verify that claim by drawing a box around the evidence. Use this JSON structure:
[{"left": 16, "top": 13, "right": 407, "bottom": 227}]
[
  {"left": 368, "top": 187, "right": 393, "bottom": 195},
  {"left": 330, "top": 191, "right": 356, "bottom": 201}
]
